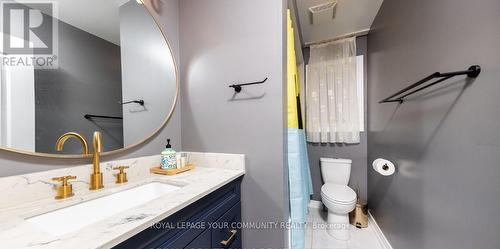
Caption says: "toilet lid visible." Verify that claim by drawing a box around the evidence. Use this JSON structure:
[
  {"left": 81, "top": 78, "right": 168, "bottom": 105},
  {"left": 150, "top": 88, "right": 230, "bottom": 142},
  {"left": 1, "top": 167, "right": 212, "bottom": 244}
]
[{"left": 321, "top": 184, "right": 357, "bottom": 204}]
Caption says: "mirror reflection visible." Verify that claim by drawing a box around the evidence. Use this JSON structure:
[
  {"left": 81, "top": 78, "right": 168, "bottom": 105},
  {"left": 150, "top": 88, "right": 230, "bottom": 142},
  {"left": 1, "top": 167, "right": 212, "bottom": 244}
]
[{"left": 0, "top": 0, "right": 177, "bottom": 155}]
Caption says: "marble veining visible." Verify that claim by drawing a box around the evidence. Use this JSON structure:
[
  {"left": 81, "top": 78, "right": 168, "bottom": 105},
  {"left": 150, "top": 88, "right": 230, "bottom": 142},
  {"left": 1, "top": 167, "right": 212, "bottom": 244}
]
[{"left": 0, "top": 152, "right": 245, "bottom": 249}]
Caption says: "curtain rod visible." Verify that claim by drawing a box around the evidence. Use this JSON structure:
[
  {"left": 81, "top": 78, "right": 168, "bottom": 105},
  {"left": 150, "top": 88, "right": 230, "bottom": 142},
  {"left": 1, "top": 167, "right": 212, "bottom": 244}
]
[{"left": 304, "top": 29, "right": 370, "bottom": 48}]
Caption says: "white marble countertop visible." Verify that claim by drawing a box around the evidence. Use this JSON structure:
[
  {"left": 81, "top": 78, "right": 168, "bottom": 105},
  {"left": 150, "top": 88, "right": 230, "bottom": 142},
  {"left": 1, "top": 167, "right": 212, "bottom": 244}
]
[{"left": 0, "top": 153, "right": 245, "bottom": 249}]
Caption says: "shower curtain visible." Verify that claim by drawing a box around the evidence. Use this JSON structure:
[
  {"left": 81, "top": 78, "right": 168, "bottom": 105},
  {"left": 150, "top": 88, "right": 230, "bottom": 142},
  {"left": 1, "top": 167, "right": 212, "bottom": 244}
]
[
  {"left": 306, "top": 38, "right": 360, "bottom": 144},
  {"left": 287, "top": 10, "right": 314, "bottom": 249}
]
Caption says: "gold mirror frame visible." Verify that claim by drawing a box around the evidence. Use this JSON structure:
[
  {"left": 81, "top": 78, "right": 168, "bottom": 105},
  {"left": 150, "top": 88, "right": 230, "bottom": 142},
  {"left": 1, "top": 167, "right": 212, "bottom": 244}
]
[{"left": 0, "top": 2, "right": 179, "bottom": 159}]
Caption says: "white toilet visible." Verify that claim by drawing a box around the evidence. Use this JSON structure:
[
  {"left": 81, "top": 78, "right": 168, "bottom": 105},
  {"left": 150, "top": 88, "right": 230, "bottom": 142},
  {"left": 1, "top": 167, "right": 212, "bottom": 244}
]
[{"left": 320, "top": 158, "right": 357, "bottom": 241}]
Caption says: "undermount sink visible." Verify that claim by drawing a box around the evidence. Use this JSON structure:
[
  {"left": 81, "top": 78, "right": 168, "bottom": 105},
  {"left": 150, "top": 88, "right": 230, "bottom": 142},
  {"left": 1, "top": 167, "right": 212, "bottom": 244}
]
[{"left": 26, "top": 182, "right": 180, "bottom": 236}]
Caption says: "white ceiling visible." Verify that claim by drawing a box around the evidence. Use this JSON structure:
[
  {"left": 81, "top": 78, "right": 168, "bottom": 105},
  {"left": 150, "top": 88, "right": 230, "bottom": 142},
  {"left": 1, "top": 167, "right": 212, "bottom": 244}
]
[
  {"left": 295, "top": 0, "right": 383, "bottom": 45},
  {"left": 26, "top": 0, "right": 135, "bottom": 45}
]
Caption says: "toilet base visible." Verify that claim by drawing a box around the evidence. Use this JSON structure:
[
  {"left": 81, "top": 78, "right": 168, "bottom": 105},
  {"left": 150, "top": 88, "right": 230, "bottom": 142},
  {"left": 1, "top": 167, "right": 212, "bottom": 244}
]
[{"left": 326, "top": 211, "right": 351, "bottom": 241}]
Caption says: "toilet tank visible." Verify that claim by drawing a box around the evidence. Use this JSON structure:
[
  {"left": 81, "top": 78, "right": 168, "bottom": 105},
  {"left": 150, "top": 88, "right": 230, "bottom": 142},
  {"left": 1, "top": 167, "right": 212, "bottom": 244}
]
[{"left": 320, "top": 158, "right": 352, "bottom": 185}]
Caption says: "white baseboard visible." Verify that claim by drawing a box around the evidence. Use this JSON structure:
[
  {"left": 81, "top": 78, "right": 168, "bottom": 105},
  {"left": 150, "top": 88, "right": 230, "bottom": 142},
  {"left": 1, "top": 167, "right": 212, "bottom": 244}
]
[
  {"left": 308, "top": 200, "right": 323, "bottom": 209},
  {"left": 368, "top": 210, "right": 394, "bottom": 249}
]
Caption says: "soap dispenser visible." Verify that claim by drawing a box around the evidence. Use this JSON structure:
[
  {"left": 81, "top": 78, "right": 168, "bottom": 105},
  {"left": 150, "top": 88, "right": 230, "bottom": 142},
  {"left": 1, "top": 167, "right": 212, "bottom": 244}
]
[{"left": 161, "top": 139, "right": 177, "bottom": 169}]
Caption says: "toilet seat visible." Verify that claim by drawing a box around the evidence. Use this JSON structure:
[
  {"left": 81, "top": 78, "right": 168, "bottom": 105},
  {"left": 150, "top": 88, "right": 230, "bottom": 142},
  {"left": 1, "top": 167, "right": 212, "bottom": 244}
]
[{"left": 321, "top": 184, "right": 357, "bottom": 205}]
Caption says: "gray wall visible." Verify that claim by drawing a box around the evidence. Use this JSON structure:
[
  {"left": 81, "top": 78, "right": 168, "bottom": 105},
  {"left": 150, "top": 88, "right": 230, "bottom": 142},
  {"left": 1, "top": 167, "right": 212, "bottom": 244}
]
[
  {"left": 119, "top": 1, "right": 177, "bottom": 147},
  {"left": 35, "top": 17, "right": 123, "bottom": 154},
  {"left": 367, "top": 0, "right": 500, "bottom": 248},
  {"left": 178, "top": 0, "right": 288, "bottom": 248},
  {"left": 306, "top": 36, "right": 368, "bottom": 201},
  {"left": 0, "top": 0, "right": 182, "bottom": 177}
]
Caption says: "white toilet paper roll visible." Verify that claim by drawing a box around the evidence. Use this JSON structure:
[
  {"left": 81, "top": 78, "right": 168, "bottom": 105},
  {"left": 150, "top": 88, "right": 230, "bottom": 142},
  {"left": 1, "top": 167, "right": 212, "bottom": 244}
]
[{"left": 372, "top": 158, "right": 395, "bottom": 176}]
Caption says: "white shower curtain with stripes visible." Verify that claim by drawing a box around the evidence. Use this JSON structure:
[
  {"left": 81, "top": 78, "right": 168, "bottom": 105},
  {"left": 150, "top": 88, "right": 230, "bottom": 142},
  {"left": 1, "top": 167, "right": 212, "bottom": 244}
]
[{"left": 306, "top": 37, "right": 360, "bottom": 144}]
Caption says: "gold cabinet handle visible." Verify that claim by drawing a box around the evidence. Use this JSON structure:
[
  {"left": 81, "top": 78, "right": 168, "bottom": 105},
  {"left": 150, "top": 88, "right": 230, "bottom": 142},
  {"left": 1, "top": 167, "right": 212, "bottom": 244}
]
[
  {"left": 220, "top": 229, "right": 237, "bottom": 247},
  {"left": 113, "top": 166, "right": 129, "bottom": 184},
  {"left": 52, "top": 175, "right": 77, "bottom": 199}
]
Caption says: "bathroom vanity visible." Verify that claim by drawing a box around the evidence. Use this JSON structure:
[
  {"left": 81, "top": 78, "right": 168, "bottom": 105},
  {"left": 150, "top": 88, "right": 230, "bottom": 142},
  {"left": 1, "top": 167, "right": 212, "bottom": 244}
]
[
  {"left": 115, "top": 178, "right": 241, "bottom": 249},
  {"left": 0, "top": 153, "right": 245, "bottom": 248}
]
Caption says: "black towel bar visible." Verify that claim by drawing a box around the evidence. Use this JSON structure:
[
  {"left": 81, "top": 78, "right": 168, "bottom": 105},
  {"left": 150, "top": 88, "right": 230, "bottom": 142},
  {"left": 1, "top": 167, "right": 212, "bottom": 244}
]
[
  {"left": 380, "top": 65, "right": 481, "bottom": 103},
  {"left": 84, "top": 114, "right": 123, "bottom": 120}
]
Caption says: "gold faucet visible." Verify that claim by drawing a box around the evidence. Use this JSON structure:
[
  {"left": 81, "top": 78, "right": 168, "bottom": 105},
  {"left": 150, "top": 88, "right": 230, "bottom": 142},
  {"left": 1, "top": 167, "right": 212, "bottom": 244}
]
[
  {"left": 55, "top": 132, "right": 89, "bottom": 154},
  {"left": 90, "top": 131, "right": 104, "bottom": 190},
  {"left": 55, "top": 131, "right": 104, "bottom": 191}
]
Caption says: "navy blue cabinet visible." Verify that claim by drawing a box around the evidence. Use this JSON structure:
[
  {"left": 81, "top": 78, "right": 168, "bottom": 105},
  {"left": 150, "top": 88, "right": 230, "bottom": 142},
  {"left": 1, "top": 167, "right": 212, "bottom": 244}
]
[
  {"left": 114, "top": 178, "right": 242, "bottom": 249},
  {"left": 185, "top": 229, "right": 211, "bottom": 249},
  {"left": 211, "top": 203, "right": 241, "bottom": 249}
]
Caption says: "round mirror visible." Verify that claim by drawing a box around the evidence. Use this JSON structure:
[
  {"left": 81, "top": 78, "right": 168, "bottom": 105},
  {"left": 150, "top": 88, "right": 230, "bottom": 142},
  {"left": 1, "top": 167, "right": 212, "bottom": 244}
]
[{"left": 0, "top": 0, "right": 177, "bottom": 157}]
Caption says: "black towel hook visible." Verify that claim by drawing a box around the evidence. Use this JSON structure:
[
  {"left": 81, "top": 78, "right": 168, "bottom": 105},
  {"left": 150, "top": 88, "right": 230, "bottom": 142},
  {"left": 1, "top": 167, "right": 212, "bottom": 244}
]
[
  {"left": 229, "top": 78, "right": 268, "bottom": 93},
  {"left": 120, "top": 99, "right": 145, "bottom": 106}
]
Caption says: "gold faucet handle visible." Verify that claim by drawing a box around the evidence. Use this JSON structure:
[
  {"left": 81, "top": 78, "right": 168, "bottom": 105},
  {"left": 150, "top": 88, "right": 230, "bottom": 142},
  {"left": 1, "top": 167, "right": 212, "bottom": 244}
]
[
  {"left": 113, "top": 166, "right": 129, "bottom": 173},
  {"left": 113, "top": 166, "right": 129, "bottom": 184},
  {"left": 52, "top": 175, "right": 77, "bottom": 186},
  {"left": 52, "top": 175, "right": 77, "bottom": 199}
]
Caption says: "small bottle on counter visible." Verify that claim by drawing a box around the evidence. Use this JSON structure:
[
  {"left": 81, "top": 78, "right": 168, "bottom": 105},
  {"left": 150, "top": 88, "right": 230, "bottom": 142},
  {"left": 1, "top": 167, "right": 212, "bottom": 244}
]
[
  {"left": 176, "top": 153, "right": 182, "bottom": 169},
  {"left": 180, "top": 153, "right": 188, "bottom": 168}
]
